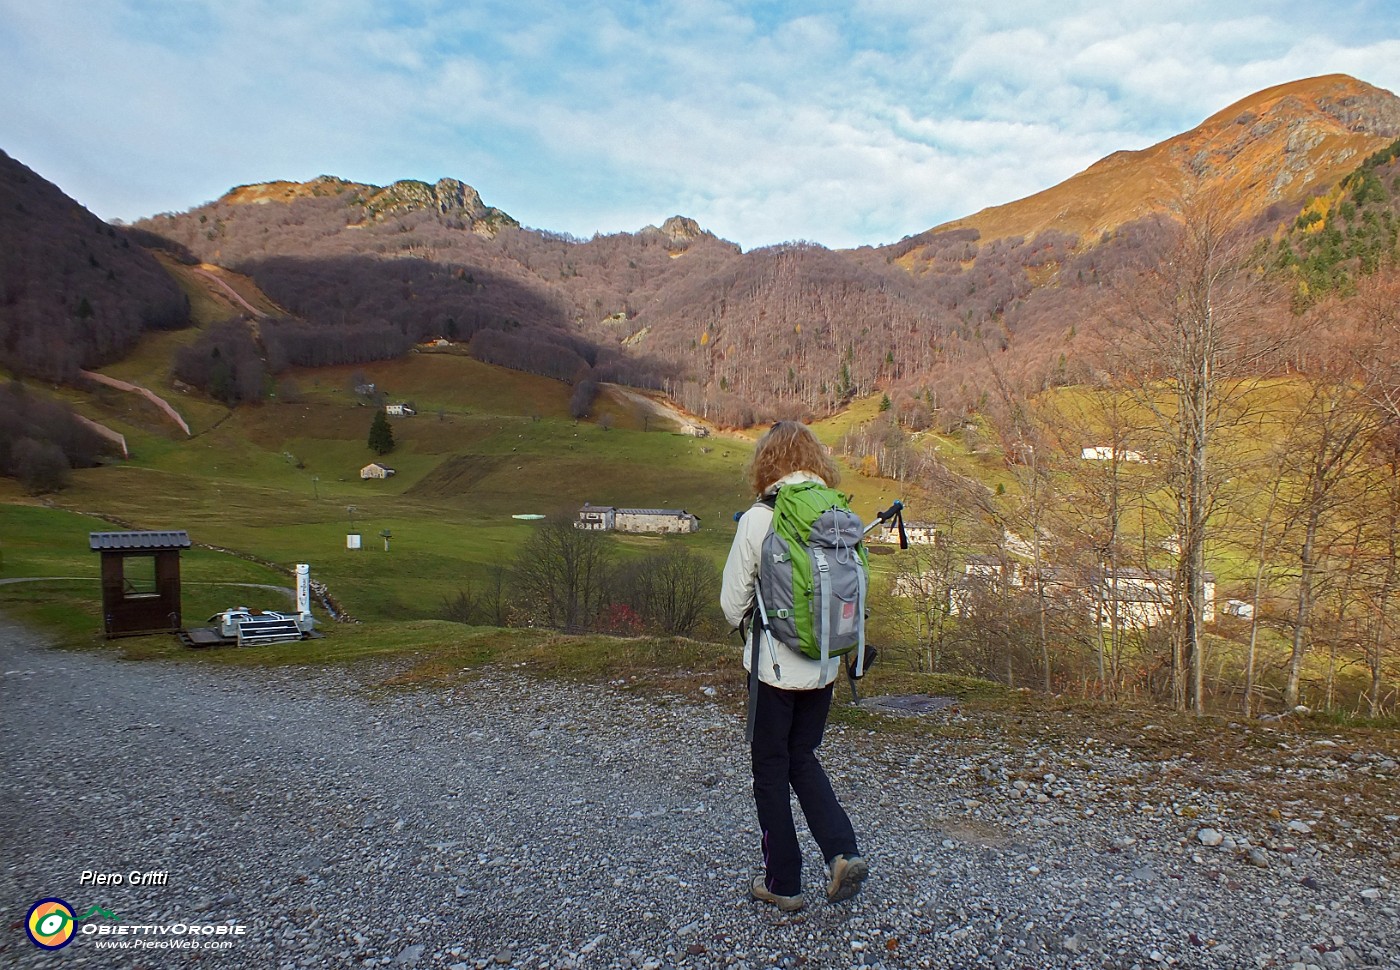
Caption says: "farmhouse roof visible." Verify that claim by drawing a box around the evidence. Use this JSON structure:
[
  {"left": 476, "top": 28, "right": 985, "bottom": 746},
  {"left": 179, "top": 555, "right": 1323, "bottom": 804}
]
[{"left": 89, "top": 530, "right": 192, "bottom": 552}]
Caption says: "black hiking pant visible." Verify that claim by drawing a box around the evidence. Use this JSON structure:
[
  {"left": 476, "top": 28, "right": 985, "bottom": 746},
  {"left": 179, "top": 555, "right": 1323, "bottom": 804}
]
[{"left": 750, "top": 678, "right": 859, "bottom": 896}]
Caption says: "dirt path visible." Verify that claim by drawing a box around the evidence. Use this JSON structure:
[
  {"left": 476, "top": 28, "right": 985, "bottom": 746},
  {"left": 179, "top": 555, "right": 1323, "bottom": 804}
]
[
  {"left": 601, "top": 384, "right": 746, "bottom": 440},
  {"left": 191, "top": 266, "right": 268, "bottom": 319},
  {"left": 79, "top": 370, "right": 192, "bottom": 437}
]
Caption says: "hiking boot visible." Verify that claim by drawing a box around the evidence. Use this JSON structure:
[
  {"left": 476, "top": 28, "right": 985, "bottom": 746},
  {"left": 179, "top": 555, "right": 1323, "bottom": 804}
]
[
  {"left": 750, "top": 874, "right": 804, "bottom": 912},
  {"left": 826, "top": 854, "right": 868, "bottom": 902}
]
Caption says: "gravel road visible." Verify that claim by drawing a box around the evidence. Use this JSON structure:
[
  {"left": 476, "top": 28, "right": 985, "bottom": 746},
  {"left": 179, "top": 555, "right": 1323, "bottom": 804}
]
[{"left": 2, "top": 615, "right": 1396, "bottom": 970}]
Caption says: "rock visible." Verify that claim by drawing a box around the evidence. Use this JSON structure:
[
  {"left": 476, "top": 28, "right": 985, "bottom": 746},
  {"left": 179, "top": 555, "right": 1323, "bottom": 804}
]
[
  {"left": 1197, "top": 828, "right": 1224, "bottom": 847},
  {"left": 1286, "top": 820, "right": 1312, "bottom": 835},
  {"left": 1247, "top": 848, "right": 1270, "bottom": 868},
  {"left": 395, "top": 944, "right": 425, "bottom": 966},
  {"left": 1360, "top": 888, "right": 1382, "bottom": 901}
]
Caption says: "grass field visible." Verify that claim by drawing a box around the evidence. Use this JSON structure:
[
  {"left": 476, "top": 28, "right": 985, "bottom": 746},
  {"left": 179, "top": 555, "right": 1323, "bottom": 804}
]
[
  {"left": 5, "top": 321, "right": 906, "bottom": 624},
  {"left": 3, "top": 264, "right": 1393, "bottom": 724}
]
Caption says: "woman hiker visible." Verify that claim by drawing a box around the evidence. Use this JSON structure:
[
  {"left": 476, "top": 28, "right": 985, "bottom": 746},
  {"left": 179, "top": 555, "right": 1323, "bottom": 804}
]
[{"left": 721, "top": 420, "right": 868, "bottom": 912}]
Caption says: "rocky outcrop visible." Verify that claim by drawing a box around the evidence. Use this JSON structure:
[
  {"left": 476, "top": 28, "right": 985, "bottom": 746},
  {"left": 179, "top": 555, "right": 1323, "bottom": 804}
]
[
  {"left": 358, "top": 177, "right": 518, "bottom": 234},
  {"left": 222, "top": 175, "right": 519, "bottom": 236},
  {"left": 639, "top": 215, "right": 709, "bottom": 248}
]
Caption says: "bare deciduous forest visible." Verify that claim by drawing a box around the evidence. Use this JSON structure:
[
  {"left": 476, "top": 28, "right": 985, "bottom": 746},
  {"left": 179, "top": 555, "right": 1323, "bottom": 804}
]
[
  {"left": 0, "top": 151, "right": 189, "bottom": 383},
  {"left": 2, "top": 111, "right": 1399, "bottom": 718}
]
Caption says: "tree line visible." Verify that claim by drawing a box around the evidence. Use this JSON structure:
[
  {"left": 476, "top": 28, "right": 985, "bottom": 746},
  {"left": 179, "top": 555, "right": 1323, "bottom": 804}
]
[
  {"left": 440, "top": 518, "right": 723, "bottom": 642},
  {"left": 0, "top": 382, "right": 110, "bottom": 492},
  {"left": 862, "top": 193, "right": 1399, "bottom": 720},
  {"left": 0, "top": 151, "right": 189, "bottom": 383}
]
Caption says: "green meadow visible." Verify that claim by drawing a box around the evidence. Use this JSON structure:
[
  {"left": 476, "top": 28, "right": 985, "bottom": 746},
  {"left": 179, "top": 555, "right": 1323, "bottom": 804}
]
[
  {"left": 2, "top": 316, "right": 1391, "bottom": 722},
  {"left": 1, "top": 344, "right": 914, "bottom": 654}
]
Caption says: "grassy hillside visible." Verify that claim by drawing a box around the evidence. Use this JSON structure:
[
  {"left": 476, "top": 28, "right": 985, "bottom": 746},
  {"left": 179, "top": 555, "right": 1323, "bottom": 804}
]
[
  {"left": 9, "top": 302, "right": 912, "bottom": 630},
  {"left": 7, "top": 257, "right": 1387, "bottom": 720}
]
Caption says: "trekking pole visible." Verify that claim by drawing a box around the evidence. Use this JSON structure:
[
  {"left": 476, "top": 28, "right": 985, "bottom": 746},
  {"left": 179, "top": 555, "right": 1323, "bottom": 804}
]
[
  {"left": 745, "top": 584, "right": 777, "bottom": 744},
  {"left": 866, "top": 499, "right": 907, "bottom": 548},
  {"left": 843, "top": 501, "right": 905, "bottom": 705}
]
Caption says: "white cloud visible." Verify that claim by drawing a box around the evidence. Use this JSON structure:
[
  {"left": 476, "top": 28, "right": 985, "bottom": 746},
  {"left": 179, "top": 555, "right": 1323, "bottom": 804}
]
[{"left": 1, "top": 0, "right": 1398, "bottom": 246}]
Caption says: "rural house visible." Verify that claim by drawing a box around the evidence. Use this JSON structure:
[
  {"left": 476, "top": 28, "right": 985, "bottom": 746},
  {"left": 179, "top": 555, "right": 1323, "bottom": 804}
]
[
  {"left": 1081, "top": 445, "right": 1148, "bottom": 463},
  {"left": 360, "top": 462, "right": 396, "bottom": 479},
  {"left": 384, "top": 403, "right": 416, "bottom": 416},
  {"left": 576, "top": 504, "right": 615, "bottom": 531},
  {"left": 1053, "top": 567, "right": 1217, "bottom": 629},
  {"left": 940, "top": 558, "right": 1215, "bottom": 630},
  {"left": 575, "top": 504, "right": 699, "bottom": 534},
  {"left": 870, "top": 519, "right": 938, "bottom": 544}
]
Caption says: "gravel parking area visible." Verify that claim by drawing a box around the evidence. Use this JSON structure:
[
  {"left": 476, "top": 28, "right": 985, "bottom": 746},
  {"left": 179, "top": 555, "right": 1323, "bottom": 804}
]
[{"left": 2, "top": 615, "right": 1396, "bottom": 969}]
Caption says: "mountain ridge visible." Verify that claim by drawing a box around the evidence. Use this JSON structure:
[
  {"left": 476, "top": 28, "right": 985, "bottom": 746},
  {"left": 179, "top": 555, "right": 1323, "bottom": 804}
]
[
  {"left": 918, "top": 74, "right": 1400, "bottom": 255},
  {"left": 6, "top": 74, "right": 1399, "bottom": 428}
]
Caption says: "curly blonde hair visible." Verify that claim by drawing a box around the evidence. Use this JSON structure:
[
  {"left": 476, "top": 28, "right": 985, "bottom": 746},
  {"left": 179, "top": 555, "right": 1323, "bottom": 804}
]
[{"left": 747, "top": 421, "right": 840, "bottom": 496}]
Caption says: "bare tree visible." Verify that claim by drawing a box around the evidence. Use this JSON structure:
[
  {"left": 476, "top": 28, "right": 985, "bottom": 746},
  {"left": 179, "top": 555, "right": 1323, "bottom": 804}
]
[
  {"left": 1358, "top": 428, "right": 1400, "bottom": 717},
  {"left": 512, "top": 517, "right": 614, "bottom": 632},
  {"left": 1039, "top": 381, "right": 1156, "bottom": 697},
  {"left": 1094, "top": 188, "right": 1280, "bottom": 714},
  {"left": 879, "top": 537, "right": 959, "bottom": 673},
  {"left": 1275, "top": 377, "right": 1380, "bottom": 710},
  {"left": 613, "top": 543, "right": 720, "bottom": 638}
]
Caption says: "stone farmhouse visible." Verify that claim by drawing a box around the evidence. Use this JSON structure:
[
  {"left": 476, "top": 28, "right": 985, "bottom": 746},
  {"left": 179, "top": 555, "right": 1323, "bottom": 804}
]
[
  {"left": 360, "top": 462, "right": 396, "bottom": 479},
  {"left": 384, "top": 403, "right": 417, "bottom": 417},
  {"left": 575, "top": 504, "right": 700, "bottom": 534}
]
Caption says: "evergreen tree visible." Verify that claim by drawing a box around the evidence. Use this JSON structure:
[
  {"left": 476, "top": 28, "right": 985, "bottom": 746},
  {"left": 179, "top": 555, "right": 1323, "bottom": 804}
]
[{"left": 368, "top": 409, "right": 395, "bottom": 455}]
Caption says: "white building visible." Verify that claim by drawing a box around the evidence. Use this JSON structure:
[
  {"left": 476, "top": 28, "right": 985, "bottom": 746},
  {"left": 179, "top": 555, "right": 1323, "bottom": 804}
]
[
  {"left": 384, "top": 403, "right": 417, "bottom": 416},
  {"left": 360, "top": 462, "right": 396, "bottom": 479},
  {"left": 1081, "top": 445, "right": 1147, "bottom": 463},
  {"left": 576, "top": 504, "right": 615, "bottom": 531},
  {"left": 1223, "top": 599, "right": 1255, "bottom": 619},
  {"left": 575, "top": 504, "right": 699, "bottom": 534},
  {"left": 871, "top": 520, "right": 938, "bottom": 544},
  {"left": 947, "top": 560, "right": 1216, "bottom": 629},
  {"left": 1047, "top": 567, "right": 1216, "bottom": 629},
  {"left": 948, "top": 557, "right": 1022, "bottom": 615}
]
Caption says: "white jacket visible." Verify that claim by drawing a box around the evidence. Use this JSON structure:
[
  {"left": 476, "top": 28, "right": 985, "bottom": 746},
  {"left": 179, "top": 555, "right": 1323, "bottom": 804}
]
[{"left": 721, "top": 471, "right": 840, "bottom": 691}]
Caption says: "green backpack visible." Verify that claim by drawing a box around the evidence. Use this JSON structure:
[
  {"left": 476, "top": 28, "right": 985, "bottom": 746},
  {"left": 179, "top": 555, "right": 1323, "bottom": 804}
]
[{"left": 756, "top": 481, "right": 870, "bottom": 674}]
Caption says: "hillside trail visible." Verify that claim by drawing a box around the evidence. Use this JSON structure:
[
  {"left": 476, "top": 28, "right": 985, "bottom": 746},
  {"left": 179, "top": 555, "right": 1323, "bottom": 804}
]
[
  {"left": 191, "top": 266, "right": 269, "bottom": 319},
  {"left": 601, "top": 383, "right": 747, "bottom": 440},
  {"left": 1, "top": 613, "right": 1395, "bottom": 970}
]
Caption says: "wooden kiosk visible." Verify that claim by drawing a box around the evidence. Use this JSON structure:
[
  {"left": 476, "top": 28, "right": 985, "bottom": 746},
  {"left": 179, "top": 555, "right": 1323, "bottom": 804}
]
[{"left": 89, "top": 530, "right": 191, "bottom": 637}]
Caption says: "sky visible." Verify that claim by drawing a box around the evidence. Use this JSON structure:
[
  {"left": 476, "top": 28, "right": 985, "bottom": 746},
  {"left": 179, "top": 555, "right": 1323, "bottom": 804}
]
[{"left": 2, "top": 1, "right": 1399, "bottom": 250}]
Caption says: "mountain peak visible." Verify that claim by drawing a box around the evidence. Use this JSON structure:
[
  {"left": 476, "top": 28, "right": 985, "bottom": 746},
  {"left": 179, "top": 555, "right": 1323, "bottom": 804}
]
[
  {"left": 919, "top": 74, "right": 1400, "bottom": 252},
  {"left": 220, "top": 175, "right": 518, "bottom": 235},
  {"left": 639, "top": 215, "right": 708, "bottom": 245}
]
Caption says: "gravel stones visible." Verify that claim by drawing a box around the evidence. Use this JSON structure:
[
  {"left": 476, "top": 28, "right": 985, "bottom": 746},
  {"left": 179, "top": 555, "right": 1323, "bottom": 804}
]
[{"left": 1, "top": 616, "right": 1397, "bottom": 970}]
